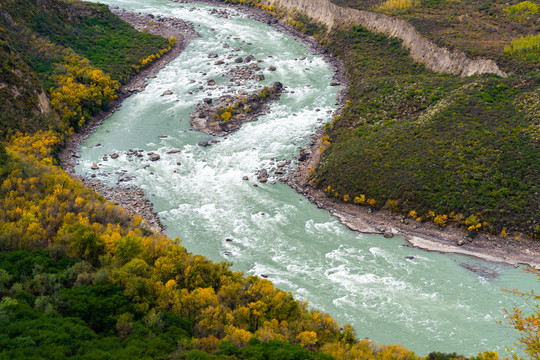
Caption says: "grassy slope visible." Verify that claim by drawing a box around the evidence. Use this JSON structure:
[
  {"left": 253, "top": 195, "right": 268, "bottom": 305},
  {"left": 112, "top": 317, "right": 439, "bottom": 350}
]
[
  {"left": 0, "top": 1, "right": 426, "bottom": 359},
  {"left": 0, "top": 0, "right": 169, "bottom": 137},
  {"left": 329, "top": 0, "right": 539, "bottom": 73},
  {"left": 309, "top": 1, "right": 539, "bottom": 238}
]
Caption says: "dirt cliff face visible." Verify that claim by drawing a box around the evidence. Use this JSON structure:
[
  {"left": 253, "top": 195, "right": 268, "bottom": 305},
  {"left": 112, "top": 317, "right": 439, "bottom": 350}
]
[{"left": 262, "top": 0, "right": 507, "bottom": 77}]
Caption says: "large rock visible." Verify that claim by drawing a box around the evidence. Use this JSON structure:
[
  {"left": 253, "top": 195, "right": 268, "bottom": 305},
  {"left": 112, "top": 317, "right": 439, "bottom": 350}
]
[
  {"left": 149, "top": 153, "right": 161, "bottom": 161},
  {"left": 190, "top": 82, "right": 284, "bottom": 136}
]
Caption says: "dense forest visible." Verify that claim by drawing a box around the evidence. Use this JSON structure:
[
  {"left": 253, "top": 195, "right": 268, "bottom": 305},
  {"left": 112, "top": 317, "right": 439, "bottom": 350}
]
[{"left": 0, "top": 0, "right": 538, "bottom": 358}]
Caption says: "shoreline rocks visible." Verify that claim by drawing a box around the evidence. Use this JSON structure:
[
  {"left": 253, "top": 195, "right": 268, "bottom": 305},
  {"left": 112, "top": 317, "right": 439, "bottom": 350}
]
[
  {"left": 58, "top": 10, "right": 199, "bottom": 235},
  {"left": 190, "top": 81, "right": 283, "bottom": 136}
]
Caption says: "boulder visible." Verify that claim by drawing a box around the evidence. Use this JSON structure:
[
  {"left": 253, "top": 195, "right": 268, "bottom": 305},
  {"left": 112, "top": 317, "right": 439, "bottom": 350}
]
[
  {"left": 208, "top": 53, "right": 218, "bottom": 58},
  {"left": 91, "top": 163, "right": 99, "bottom": 170},
  {"left": 149, "top": 153, "right": 161, "bottom": 161},
  {"left": 161, "top": 90, "right": 173, "bottom": 96},
  {"left": 110, "top": 153, "right": 119, "bottom": 159},
  {"left": 383, "top": 230, "right": 394, "bottom": 238},
  {"left": 234, "top": 57, "right": 243, "bottom": 63},
  {"left": 268, "top": 65, "right": 276, "bottom": 71}
]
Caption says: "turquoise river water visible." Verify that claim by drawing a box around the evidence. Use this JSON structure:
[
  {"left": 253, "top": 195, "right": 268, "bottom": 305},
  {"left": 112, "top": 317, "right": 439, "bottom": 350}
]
[{"left": 78, "top": 0, "right": 536, "bottom": 356}]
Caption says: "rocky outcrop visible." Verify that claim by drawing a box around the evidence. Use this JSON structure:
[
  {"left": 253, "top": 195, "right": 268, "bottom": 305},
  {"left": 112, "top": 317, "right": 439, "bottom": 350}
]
[
  {"left": 261, "top": 0, "right": 506, "bottom": 77},
  {"left": 191, "top": 82, "right": 283, "bottom": 136}
]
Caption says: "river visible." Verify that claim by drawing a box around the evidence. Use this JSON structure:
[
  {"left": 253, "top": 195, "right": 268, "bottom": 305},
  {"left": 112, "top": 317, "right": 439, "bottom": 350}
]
[{"left": 78, "top": 0, "right": 536, "bottom": 356}]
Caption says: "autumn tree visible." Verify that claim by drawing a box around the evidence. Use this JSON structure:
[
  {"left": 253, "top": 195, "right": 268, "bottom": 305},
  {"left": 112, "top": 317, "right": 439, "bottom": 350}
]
[{"left": 501, "top": 266, "right": 540, "bottom": 359}]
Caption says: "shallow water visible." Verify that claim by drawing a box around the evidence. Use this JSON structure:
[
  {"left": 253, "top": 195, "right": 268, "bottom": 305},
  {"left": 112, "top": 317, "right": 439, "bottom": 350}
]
[{"left": 78, "top": 0, "right": 536, "bottom": 356}]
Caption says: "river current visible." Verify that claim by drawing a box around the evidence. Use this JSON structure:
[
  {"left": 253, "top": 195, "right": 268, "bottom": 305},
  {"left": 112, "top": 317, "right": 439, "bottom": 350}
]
[{"left": 78, "top": 0, "right": 535, "bottom": 356}]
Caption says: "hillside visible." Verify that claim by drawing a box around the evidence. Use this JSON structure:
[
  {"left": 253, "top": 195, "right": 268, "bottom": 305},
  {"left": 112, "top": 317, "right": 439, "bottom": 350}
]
[
  {"left": 0, "top": 0, "right": 427, "bottom": 359},
  {"left": 255, "top": 0, "right": 539, "bottom": 240},
  {"left": 0, "top": 0, "right": 537, "bottom": 358}
]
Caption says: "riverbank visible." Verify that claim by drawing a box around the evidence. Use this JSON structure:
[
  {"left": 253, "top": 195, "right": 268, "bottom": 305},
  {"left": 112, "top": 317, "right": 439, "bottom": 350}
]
[
  {"left": 181, "top": 0, "right": 540, "bottom": 268},
  {"left": 60, "top": 1, "right": 540, "bottom": 268},
  {"left": 286, "top": 130, "right": 540, "bottom": 268},
  {"left": 59, "top": 10, "right": 198, "bottom": 234}
]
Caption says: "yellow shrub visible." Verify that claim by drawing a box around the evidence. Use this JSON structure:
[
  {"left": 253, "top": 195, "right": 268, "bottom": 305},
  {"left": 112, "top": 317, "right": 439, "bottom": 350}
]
[
  {"left": 379, "top": 0, "right": 417, "bottom": 11},
  {"left": 297, "top": 331, "right": 317, "bottom": 349},
  {"left": 354, "top": 195, "right": 366, "bottom": 204},
  {"left": 221, "top": 111, "right": 232, "bottom": 122},
  {"left": 504, "top": 1, "right": 539, "bottom": 22},
  {"left": 433, "top": 214, "right": 448, "bottom": 228},
  {"left": 504, "top": 34, "right": 540, "bottom": 57}
]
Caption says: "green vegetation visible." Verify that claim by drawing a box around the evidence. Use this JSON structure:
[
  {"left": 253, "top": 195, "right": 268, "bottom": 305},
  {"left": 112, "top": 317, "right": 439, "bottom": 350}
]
[
  {"left": 0, "top": 0, "right": 172, "bottom": 138},
  {"left": 311, "top": 23, "right": 539, "bottom": 238},
  {"left": 0, "top": 1, "right": 427, "bottom": 359},
  {"left": 1, "top": 0, "right": 170, "bottom": 83},
  {"left": 504, "top": 34, "right": 540, "bottom": 62},
  {"left": 329, "top": 0, "right": 539, "bottom": 74},
  {"left": 261, "top": 0, "right": 539, "bottom": 239},
  {"left": 0, "top": 0, "right": 537, "bottom": 358},
  {"left": 504, "top": 1, "right": 539, "bottom": 23}
]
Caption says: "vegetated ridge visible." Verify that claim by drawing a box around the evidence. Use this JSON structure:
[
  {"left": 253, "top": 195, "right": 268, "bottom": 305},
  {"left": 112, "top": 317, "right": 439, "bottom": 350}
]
[
  {"left": 235, "top": 0, "right": 539, "bottom": 241},
  {"left": 0, "top": 0, "right": 455, "bottom": 359},
  {"left": 260, "top": 0, "right": 506, "bottom": 76}
]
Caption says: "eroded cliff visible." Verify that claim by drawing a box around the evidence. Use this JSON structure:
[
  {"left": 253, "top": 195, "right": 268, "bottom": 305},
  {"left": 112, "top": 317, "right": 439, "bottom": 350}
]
[{"left": 262, "top": 0, "right": 507, "bottom": 77}]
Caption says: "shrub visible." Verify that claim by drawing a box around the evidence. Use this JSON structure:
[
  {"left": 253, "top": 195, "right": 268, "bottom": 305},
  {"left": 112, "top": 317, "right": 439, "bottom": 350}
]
[
  {"left": 384, "top": 199, "right": 398, "bottom": 212},
  {"left": 504, "top": 34, "right": 540, "bottom": 61},
  {"left": 354, "top": 195, "right": 366, "bottom": 204},
  {"left": 221, "top": 111, "right": 233, "bottom": 122},
  {"left": 433, "top": 214, "right": 448, "bottom": 228},
  {"left": 379, "top": 0, "right": 418, "bottom": 11},
  {"left": 504, "top": 1, "right": 539, "bottom": 22}
]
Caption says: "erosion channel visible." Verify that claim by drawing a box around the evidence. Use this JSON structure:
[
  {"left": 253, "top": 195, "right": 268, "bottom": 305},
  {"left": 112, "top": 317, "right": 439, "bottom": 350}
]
[{"left": 76, "top": 0, "right": 535, "bottom": 356}]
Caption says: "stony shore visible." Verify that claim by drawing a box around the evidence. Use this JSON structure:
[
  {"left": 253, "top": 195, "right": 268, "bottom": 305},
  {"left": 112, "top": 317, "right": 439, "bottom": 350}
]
[
  {"left": 191, "top": 81, "right": 283, "bottom": 136},
  {"left": 59, "top": 10, "right": 198, "bottom": 234},
  {"left": 190, "top": 0, "right": 540, "bottom": 267},
  {"left": 285, "top": 128, "right": 540, "bottom": 268},
  {"left": 60, "top": 1, "right": 539, "bottom": 267}
]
